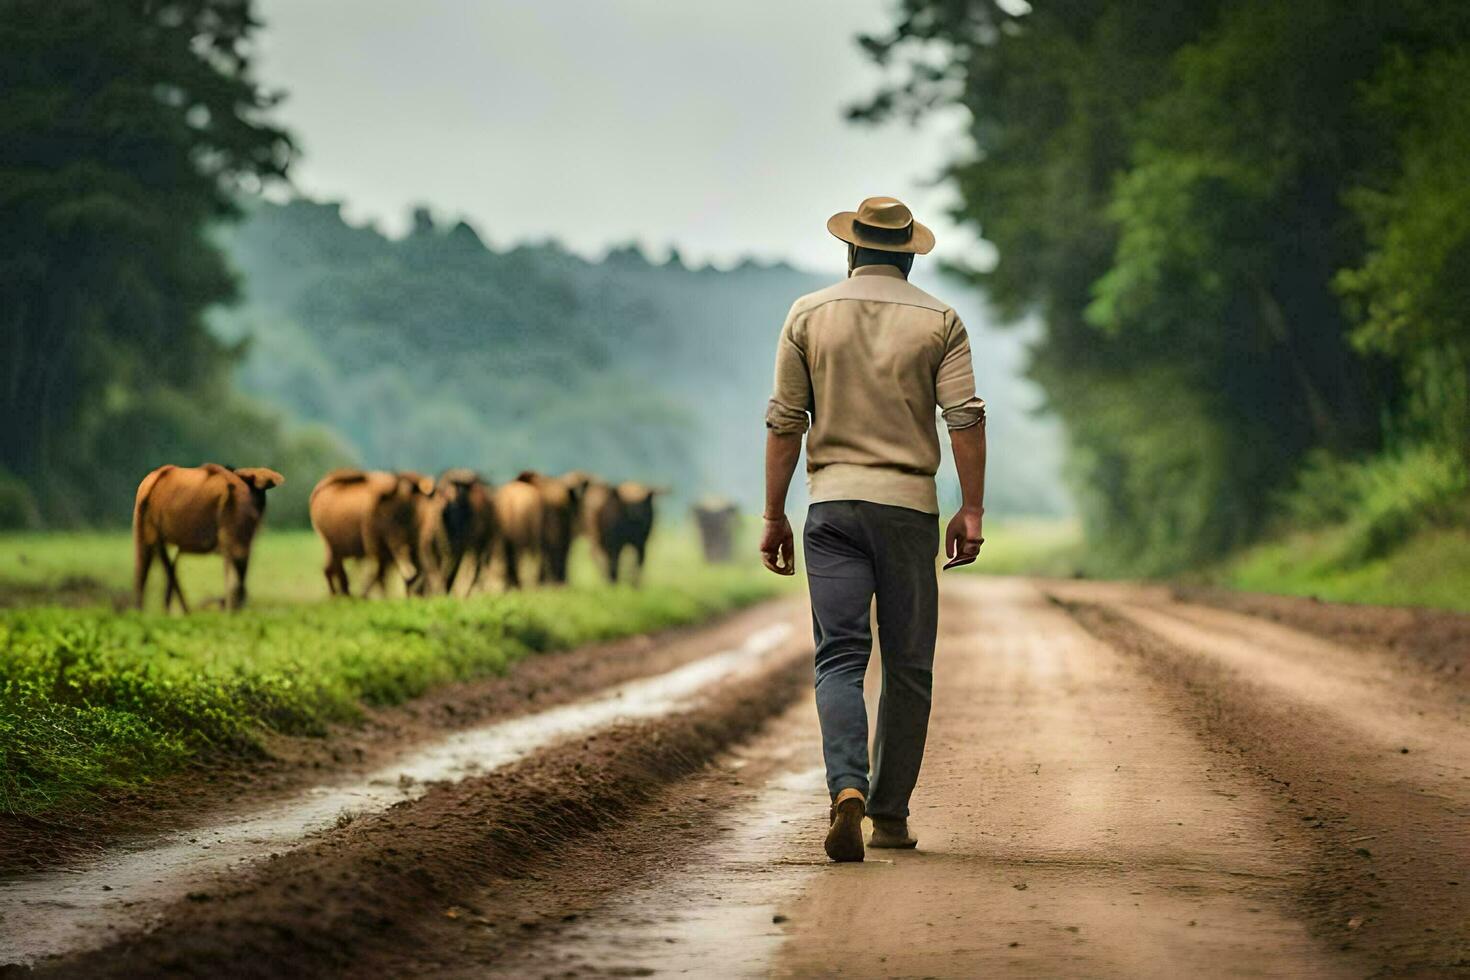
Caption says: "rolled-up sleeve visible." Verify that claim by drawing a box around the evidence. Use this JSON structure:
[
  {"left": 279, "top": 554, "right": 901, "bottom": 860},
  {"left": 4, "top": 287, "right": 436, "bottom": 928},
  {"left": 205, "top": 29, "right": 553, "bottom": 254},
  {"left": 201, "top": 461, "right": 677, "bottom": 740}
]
[
  {"left": 765, "top": 305, "right": 812, "bottom": 435},
  {"left": 937, "top": 310, "right": 986, "bottom": 430}
]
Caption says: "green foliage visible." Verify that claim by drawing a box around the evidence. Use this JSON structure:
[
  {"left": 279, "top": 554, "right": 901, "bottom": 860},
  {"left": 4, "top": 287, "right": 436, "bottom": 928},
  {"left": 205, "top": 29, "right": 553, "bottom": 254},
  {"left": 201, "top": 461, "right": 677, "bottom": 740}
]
[
  {"left": 854, "top": 0, "right": 1470, "bottom": 572},
  {"left": 0, "top": 528, "right": 788, "bottom": 818},
  {"left": 1336, "top": 46, "right": 1470, "bottom": 450},
  {"left": 1227, "top": 525, "right": 1470, "bottom": 614},
  {"left": 0, "top": 0, "right": 294, "bottom": 525},
  {"left": 1278, "top": 446, "right": 1468, "bottom": 565}
]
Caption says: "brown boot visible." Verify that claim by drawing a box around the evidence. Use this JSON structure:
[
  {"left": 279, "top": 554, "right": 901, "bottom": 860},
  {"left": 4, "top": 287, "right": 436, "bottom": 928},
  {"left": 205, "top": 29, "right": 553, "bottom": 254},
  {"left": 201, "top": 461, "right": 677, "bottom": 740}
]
[
  {"left": 824, "top": 788, "right": 866, "bottom": 862},
  {"left": 868, "top": 816, "right": 917, "bottom": 849}
]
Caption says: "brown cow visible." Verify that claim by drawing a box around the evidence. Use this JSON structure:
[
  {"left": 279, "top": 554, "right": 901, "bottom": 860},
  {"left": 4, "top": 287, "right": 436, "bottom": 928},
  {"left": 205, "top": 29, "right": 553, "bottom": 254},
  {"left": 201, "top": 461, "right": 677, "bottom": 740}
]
[
  {"left": 516, "top": 470, "right": 584, "bottom": 585},
  {"left": 309, "top": 469, "right": 435, "bottom": 597},
  {"left": 132, "top": 463, "right": 285, "bottom": 612},
  {"left": 692, "top": 496, "right": 740, "bottom": 563},
  {"left": 494, "top": 478, "right": 544, "bottom": 589},
  {"left": 586, "top": 481, "right": 665, "bottom": 586},
  {"left": 418, "top": 469, "right": 496, "bottom": 595}
]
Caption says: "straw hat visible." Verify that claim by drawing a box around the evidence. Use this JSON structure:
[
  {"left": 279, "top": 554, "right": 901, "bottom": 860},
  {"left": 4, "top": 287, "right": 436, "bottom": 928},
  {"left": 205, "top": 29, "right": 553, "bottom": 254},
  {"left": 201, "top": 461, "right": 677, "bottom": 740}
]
[{"left": 826, "top": 195, "right": 934, "bottom": 255}]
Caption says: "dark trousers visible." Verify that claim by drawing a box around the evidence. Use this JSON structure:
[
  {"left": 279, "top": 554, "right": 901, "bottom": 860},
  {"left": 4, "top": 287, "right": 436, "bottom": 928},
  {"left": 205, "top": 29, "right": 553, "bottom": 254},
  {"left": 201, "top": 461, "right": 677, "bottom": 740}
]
[{"left": 803, "top": 500, "right": 939, "bottom": 820}]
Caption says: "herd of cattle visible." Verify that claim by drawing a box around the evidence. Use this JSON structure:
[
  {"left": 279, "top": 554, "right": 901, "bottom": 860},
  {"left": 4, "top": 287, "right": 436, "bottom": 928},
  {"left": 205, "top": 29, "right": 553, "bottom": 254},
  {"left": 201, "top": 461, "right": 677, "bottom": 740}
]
[{"left": 131, "top": 463, "right": 740, "bottom": 612}]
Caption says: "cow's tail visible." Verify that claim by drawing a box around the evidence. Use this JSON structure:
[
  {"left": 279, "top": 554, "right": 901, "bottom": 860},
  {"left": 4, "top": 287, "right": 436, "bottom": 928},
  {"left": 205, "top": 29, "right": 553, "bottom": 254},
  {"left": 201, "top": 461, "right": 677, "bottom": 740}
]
[{"left": 132, "top": 466, "right": 171, "bottom": 608}]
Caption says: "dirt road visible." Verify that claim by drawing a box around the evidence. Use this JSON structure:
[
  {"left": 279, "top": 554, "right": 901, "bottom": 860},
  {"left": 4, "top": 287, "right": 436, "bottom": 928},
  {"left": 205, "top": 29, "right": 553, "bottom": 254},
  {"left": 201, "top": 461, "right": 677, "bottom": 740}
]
[
  {"left": 6, "top": 578, "right": 1466, "bottom": 978},
  {"left": 483, "top": 578, "right": 1468, "bottom": 979}
]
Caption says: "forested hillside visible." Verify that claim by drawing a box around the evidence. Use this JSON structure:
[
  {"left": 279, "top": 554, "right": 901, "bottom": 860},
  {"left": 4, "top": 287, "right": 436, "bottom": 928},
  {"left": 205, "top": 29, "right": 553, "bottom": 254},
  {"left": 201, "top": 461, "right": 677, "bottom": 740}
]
[
  {"left": 210, "top": 197, "right": 1069, "bottom": 521},
  {"left": 855, "top": 0, "right": 1470, "bottom": 575}
]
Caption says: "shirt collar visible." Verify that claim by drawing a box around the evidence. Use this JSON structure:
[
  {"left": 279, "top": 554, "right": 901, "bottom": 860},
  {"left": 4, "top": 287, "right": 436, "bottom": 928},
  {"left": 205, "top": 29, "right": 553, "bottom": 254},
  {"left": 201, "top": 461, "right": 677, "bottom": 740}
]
[{"left": 850, "top": 265, "right": 907, "bottom": 281}]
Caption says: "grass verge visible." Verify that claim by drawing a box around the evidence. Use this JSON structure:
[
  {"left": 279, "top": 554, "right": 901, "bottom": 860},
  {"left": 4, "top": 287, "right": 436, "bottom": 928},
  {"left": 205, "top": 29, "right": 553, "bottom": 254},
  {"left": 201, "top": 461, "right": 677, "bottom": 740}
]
[
  {"left": 1221, "top": 523, "right": 1470, "bottom": 613},
  {"left": 0, "top": 527, "right": 791, "bottom": 820}
]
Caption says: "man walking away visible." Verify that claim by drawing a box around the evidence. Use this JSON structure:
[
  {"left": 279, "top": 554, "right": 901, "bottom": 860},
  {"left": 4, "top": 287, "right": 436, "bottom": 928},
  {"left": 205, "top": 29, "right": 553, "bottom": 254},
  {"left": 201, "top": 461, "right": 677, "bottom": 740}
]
[{"left": 760, "top": 196, "right": 987, "bottom": 863}]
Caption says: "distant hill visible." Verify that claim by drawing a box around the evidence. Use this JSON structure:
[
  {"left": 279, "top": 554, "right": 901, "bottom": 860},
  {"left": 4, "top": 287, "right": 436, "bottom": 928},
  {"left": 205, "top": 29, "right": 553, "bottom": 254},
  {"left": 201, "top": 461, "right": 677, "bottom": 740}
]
[{"left": 211, "top": 197, "right": 1069, "bottom": 517}]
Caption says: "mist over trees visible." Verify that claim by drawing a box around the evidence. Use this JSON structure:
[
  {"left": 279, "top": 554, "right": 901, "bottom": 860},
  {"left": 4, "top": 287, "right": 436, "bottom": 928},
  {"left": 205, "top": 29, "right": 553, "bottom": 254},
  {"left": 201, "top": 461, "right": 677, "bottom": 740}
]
[
  {"left": 212, "top": 199, "right": 1069, "bottom": 521},
  {"left": 855, "top": 0, "right": 1470, "bottom": 571}
]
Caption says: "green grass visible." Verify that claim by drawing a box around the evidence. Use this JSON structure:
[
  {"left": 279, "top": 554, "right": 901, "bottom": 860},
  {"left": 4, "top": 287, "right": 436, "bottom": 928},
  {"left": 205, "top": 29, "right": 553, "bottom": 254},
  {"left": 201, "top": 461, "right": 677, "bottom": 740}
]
[
  {"left": 1223, "top": 523, "right": 1470, "bottom": 613},
  {"left": 1, "top": 529, "right": 331, "bottom": 608},
  {"left": 0, "top": 525, "right": 791, "bottom": 819}
]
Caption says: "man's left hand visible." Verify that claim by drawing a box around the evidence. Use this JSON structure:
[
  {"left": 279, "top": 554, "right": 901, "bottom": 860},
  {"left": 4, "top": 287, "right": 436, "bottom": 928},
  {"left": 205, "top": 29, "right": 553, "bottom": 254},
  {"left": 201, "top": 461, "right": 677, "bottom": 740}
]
[{"left": 944, "top": 505, "right": 984, "bottom": 569}]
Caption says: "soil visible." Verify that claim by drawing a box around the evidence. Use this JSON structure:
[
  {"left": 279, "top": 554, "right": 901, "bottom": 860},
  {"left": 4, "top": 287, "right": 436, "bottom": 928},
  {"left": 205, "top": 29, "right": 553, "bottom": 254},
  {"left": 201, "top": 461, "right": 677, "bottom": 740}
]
[
  {"left": 15, "top": 642, "right": 811, "bottom": 978},
  {"left": 8, "top": 578, "right": 1469, "bottom": 978},
  {"left": 0, "top": 598, "right": 803, "bottom": 877},
  {"left": 1173, "top": 584, "right": 1470, "bottom": 686}
]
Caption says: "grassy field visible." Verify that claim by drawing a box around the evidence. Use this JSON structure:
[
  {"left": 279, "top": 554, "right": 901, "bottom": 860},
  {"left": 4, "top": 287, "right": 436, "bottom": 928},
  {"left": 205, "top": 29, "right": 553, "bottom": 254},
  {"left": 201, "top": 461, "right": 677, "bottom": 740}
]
[
  {"left": 1222, "top": 524, "right": 1470, "bottom": 613},
  {"left": 0, "top": 524, "right": 791, "bottom": 819}
]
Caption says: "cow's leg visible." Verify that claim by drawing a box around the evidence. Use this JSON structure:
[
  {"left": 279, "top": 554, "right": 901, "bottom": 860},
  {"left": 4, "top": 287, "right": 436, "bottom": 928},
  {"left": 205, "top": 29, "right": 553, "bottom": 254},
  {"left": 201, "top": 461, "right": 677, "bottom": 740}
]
[
  {"left": 502, "top": 538, "right": 522, "bottom": 590},
  {"left": 159, "top": 547, "right": 189, "bottom": 614},
  {"left": 325, "top": 549, "right": 352, "bottom": 597},
  {"left": 631, "top": 540, "right": 647, "bottom": 588},
  {"left": 134, "top": 543, "right": 155, "bottom": 610},
  {"left": 605, "top": 542, "right": 620, "bottom": 584},
  {"left": 228, "top": 554, "right": 249, "bottom": 610},
  {"left": 472, "top": 539, "right": 495, "bottom": 593},
  {"left": 362, "top": 557, "right": 389, "bottom": 598},
  {"left": 443, "top": 548, "right": 464, "bottom": 595}
]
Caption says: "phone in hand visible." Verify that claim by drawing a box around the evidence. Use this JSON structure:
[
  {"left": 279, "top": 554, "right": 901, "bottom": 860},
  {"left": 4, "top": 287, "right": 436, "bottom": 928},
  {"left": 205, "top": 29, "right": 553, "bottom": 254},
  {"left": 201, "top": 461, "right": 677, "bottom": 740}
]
[{"left": 942, "top": 537, "right": 984, "bottom": 571}]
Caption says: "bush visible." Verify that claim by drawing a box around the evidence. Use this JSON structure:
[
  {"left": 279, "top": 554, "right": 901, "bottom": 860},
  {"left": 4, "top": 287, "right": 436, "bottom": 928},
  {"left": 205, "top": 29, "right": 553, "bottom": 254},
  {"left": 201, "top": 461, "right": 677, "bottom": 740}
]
[{"left": 1277, "top": 444, "right": 1468, "bottom": 564}]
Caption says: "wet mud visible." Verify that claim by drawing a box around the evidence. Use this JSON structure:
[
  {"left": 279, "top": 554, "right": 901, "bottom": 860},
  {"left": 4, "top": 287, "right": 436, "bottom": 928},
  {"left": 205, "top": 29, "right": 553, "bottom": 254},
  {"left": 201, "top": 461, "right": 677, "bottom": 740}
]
[
  {"left": 0, "top": 599, "right": 802, "bottom": 877},
  {"left": 16, "top": 639, "right": 811, "bottom": 978}
]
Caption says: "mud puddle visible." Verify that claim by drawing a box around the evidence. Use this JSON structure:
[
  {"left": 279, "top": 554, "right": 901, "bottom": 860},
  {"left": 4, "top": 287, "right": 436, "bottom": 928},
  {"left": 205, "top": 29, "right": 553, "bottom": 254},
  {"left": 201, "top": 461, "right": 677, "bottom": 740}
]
[
  {"left": 0, "top": 622, "right": 794, "bottom": 966},
  {"left": 480, "top": 695, "right": 831, "bottom": 979}
]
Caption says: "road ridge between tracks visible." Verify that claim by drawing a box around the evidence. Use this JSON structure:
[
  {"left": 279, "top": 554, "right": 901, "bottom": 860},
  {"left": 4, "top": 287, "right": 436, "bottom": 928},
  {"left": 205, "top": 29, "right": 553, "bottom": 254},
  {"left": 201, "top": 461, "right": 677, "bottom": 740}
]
[
  {"left": 1051, "top": 593, "right": 1470, "bottom": 979},
  {"left": 23, "top": 635, "right": 812, "bottom": 979}
]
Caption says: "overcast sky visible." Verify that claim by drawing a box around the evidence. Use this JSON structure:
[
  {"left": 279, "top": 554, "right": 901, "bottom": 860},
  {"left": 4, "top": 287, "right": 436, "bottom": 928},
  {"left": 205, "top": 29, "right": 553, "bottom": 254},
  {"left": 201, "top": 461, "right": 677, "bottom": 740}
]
[{"left": 255, "top": 0, "right": 981, "bottom": 274}]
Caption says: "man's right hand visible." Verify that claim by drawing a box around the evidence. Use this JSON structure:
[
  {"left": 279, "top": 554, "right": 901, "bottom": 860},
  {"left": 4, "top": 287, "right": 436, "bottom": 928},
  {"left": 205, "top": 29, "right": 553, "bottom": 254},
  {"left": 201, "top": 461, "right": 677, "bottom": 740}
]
[{"left": 759, "top": 515, "right": 796, "bottom": 576}]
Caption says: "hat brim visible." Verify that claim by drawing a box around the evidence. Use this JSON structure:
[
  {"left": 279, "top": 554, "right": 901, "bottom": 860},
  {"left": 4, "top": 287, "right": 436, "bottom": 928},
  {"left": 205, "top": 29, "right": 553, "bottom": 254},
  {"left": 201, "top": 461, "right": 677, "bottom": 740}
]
[{"left": 827, "top": 211, "right": 935, "bottom": 255}]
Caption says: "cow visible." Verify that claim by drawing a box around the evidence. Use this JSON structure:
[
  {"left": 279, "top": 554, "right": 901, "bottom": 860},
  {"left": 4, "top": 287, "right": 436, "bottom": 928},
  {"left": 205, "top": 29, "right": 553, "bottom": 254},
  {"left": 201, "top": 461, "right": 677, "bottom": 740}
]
[
  {"left": 493, "top": 478, "right": 544, "bottom": 590},
  {"left": 309, "top": 469, "right": 435, "bottom": 597},
  {"left": 132, "top": 463, "right": 285, "bottom": 612},
  {"left": 418, "top": 469, "right": 496, "bottom": 595},
  {"left": 585, "top": 480, "right": 664, "bottom": 586},
  {"left": 516, "top": 470, "right": 584, "bottom": 585},
  {"left": 692, "top": 496, "right": 740, "bottom": 563}
]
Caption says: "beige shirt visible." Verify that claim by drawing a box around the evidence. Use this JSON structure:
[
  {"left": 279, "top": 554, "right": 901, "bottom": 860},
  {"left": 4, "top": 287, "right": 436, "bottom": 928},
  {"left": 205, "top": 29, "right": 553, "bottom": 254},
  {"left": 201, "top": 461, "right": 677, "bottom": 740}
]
[{"left": 766, "top": 265, "right": 985, "bottom": 515}]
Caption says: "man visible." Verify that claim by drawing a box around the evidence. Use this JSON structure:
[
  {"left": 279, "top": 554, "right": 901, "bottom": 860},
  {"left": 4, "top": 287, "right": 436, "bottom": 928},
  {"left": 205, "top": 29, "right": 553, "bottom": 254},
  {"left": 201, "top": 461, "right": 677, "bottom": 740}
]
[{"left": 760, "top": 196, "right": 986, "bottom": 863}]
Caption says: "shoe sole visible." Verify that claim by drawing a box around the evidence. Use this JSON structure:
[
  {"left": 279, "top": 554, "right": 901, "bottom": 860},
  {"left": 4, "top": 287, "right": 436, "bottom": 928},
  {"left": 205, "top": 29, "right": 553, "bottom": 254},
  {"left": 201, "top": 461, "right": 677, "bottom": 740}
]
[
  {"left": 824, "top": 797, "right": 865, "bottom": 862},
  {"left": 868, "top": 836, "right": 917, "bottom": 849}
]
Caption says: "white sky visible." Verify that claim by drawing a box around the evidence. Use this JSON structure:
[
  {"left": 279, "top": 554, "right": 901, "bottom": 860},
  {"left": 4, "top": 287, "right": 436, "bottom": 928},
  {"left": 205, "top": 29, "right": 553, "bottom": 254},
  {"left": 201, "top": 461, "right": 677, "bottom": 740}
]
[{"left": 254, "top": 0, "right": 985, "bottom": 274}]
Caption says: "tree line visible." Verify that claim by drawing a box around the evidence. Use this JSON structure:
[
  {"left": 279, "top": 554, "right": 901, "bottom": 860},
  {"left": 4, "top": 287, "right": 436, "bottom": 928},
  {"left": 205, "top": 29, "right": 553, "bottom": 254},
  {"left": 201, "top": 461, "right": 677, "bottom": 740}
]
[
  {"left": 0, "top": 0, "right": 323, "bottom": 527},
  {"left": 854, "top": 0, "right": 1470, "bottom": 571}
]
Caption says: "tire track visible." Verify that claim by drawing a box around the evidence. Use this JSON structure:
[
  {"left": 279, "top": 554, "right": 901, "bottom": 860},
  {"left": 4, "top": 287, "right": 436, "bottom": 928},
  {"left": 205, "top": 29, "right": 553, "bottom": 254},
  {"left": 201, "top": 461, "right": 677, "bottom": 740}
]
[
  {"left": 21, "top": 632, "right": 812, "bottom": 979},
  {"left": 3, "top": 611, "right": 804, "bottom": 973},
  {"left": 1054, "top": 593, "right": 1470, "bottom": 977}
]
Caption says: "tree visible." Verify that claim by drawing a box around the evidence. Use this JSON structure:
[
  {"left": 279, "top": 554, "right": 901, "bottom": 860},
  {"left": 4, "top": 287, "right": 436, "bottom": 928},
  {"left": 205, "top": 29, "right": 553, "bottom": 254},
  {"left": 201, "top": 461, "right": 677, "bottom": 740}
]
[
  {"left": 0, "top": 0, "right": 292, "bottom": 522},
  {"left": 853, "top": 0, "right": 1469, "bottom": 569}
]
